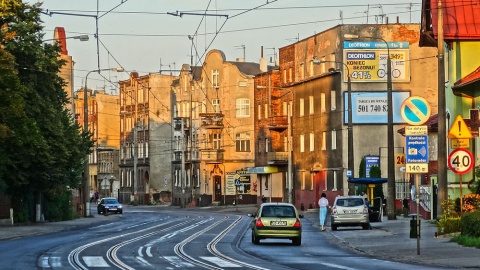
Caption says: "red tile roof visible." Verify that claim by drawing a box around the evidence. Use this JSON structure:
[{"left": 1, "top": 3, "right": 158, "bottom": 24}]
[
  {"left": 430, "top": 0, "right": 480, "bottom": 40},
  {"left": 453, "top": 65, "right": 480, "bottom": 89}
]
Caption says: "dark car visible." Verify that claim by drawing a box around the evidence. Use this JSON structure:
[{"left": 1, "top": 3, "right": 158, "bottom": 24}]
[
  {"left": 249, "top": 202, "right": 303, "bottom": 245},
  {"left": 97, "top": 197, "right": 123, "bottom": 215}
]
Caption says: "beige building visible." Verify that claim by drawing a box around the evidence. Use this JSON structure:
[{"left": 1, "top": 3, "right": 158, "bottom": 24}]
[
  {"left": 172, "top": 50, "right": 263, "bottom": 207},
  {"left": 118, "top": 73, "right": 177, "bottom": 204}
]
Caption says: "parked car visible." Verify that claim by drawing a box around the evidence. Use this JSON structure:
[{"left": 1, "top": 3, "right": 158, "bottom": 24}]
[
  {"left": 97, "top": 197, "right": 123, "bottom": 215},
  {"left": 249, "top": 202, "right": 303, "bottom": 245},
  {"left": 330, "top": 196, "right": 370, "bottom": 230}
]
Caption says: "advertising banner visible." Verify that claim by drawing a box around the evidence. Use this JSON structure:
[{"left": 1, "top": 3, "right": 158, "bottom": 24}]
[
  {"left": 225, "top": 173, "right": 236, "bottom": 195},
  {"left": 343, "top": 41, "right": 410, "bottom": 83}
]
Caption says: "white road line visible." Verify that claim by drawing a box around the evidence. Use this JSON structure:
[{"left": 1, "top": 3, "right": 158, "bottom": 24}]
[
  {"left": 146, "top": 246, "right": 153, "bottom": 257},
  {"left": 163, "top": 256, "right": 195, "bottom": 268},
  {"left": 83, "top": 256, "right": 110, "bottom": 267},
  {"left": 321, "top": 262, "right": 358, "bottom": 270},
  {"left": 138, "top": 246, "right": 143, "bottom": 257},
  {"left": 50, "top": 257, "right": 62, "bottom": 267},
  {"left": 39, "top": 256, "right": 49, "bottom": 268},
  {"left": 200, "top": 256, "right": 241, "bottom": 267},
  {"left": 135, "top": 256, "right": 152, "bottom": 267}
]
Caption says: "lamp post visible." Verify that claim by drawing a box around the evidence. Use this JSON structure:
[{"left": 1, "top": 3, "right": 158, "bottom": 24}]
[
  {"left": 345, "top": 34, "right": 395, "bottom": 219},
  {"left": 83, "top": 67, "right": 124, "bottom": 217},
  {"left": 314, "top": 60, "right": 353, "bottom": 189}
]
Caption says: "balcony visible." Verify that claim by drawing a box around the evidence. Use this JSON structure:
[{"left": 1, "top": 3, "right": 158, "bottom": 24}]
[
  {"left": 173, "top": 117, "right": 190, "bottom": 133},
  {"left": 267, "top": 151, "right": 288, "bottom": 165},
  {"left": 199, "top": 113, "right": 224, "bottom": 129},
  {"left": 172, "top": 150, "right": 191, "bottom": 163},
  {"left": 200, "top": 149, "right": 224, "bottom": 164},
  {"left": 268, "top": 115, "right": 288, "bottom": 131}
]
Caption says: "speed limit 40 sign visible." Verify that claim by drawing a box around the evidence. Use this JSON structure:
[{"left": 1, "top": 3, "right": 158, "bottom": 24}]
[{"left": 448, "top": 148, "right": 473, "bottom": 174}]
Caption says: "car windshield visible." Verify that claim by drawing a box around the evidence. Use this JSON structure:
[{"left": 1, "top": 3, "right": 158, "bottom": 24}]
[
  {"left": 261, "top": 206, "right": 295, "bottom": 218},
  {"left": 336, "top": 198, "right": 364, "bottom": 207},
  {"left": 105, "top": 199, "right": 118, "bottom": 204}
]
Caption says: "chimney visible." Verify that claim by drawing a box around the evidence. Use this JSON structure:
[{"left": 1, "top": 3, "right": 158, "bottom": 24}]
[{"left": 259, "top": 46, "right": 267, "bottom": 72}]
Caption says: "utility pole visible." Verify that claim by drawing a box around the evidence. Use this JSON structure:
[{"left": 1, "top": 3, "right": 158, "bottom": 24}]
[
  {"left": 181, "top": 118, "right": 186, "bottom": 208},
  {"left": 437, "top": 0, "right": 447, "bottom": 218}
]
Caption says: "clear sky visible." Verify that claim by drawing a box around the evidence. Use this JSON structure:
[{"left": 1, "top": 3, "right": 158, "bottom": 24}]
[{"left": 32, "top": 0, "right": 422, "bottom": 93}]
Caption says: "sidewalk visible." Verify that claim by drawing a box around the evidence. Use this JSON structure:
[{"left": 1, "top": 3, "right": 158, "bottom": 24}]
[{"left": 1, "top": 204, "right": 479, "bottom": 269}]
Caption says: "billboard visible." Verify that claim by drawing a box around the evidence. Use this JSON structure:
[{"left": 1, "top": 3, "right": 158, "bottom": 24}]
[
  {"left": 343, "top": 91, "right": 410, "bottom": 124},
  {"left": 343, "top": 41, "right": 410, "bottom": 83}
]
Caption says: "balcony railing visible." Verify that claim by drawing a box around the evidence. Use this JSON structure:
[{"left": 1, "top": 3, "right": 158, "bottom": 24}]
[
  {"left": 199, "top": 112, "right": 224, "bottom": 129},
  {"left": 173, "top": 118, "right": 190, "bottom": 131},
  {"left": 200, "top": 149, "right": 224, "bottom": 163},
  {"left": 267, "top": 151, "right": 288, "bottom": 165},
  {"left": 268, "top": 115, "right": 288, "bottom": 130}
]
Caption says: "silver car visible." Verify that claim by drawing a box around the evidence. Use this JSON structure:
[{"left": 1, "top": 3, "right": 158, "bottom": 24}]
[{"left": 330, "top": 196, "right": 370, "bottom": 230}]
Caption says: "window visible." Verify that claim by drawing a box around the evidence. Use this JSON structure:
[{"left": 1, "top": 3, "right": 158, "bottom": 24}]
[
  {"left": 310, "top": 133, "right": 314, "bottom": 151},
  {"left": 283, "top": 69, "right": 287, "bottom": 84},
  {"left": 309, "top": 96, "right": 314, "bottom": 115},
  {"left": 236, "top": 98, "right": 250, "bottom": 117},
  {"left": 309, "top": 60, "right": 314, "bottom": 77},
  {"left": 301, "top": 171, "right": 305, "bottom": 190},
  {"left": 265, "top": 138, "right": 270, "bottom": 152},
  {"left": 299, "top": 98, "right": 304, "bottom": 117},
  {"left": 289, "top": 67, "right": 293, "bottom": 82},
  {"left": 322, "top": 132, "right": 326, "bottom": 150},
  {"left": 299, "top": 63, "right": 304, "bottom": 80},
  {"left": 332, "top": 130, "right": 337, "bottom": 150},
  {"left": 212, "top": 69, "right": 219, "bottom": 88},
  {"left": 236, "top": 133, "right": 251, "bottom": 152},
  {"left": 264, "top": 104, "right": 268, "bottom": 119},
  {"left": 212, "top": 99, "right": 220, "bottom": 113},
  {"left": 213, "top": 133, "right": 221, "bottom": 149},
  {"left": 331, "top": 90, "right": 336, "bottom": 111},
  {"left": 258, "top": 105, "right": 261, "bottom": 120},
  {"left": 284, "top": 136, "right": 288, "bottom": 151},
  {"left": 300, "top": 134, "right": 305, "bottom": 152},
  {"left": 321, "top": 93, "right": 326, "bottom": 113},
  {"left": 332, "top": 171, "right": 338, "bottom": 191}
]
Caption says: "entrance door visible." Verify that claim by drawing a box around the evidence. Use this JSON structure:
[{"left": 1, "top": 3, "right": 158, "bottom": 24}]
[{"left": 214, "top": 176, "right": 222, "bottom": 201}]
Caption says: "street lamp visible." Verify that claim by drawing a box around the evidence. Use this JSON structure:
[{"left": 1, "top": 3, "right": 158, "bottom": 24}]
[
  {"left": 344, "top": 34, "right": 395, "bottom": 219},
  {"left": 83, "top": 67, "right": 124, "bottom": 217},
  {"left": 43, "top": 35, "right": 90, "bottom": 42},
  {"left": 313, "top": 60, "right": 353, "bottom": 189}
]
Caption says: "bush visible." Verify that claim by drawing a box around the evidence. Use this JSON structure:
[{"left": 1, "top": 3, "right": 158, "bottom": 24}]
[
  {"left": 438, "top": 217, "right": 461, "bottom": 235},
  {"left": 44, "top": 190, "right": 75, "bottom": 221},
  {"left": 461, "top": 211, "right": 480, "bottom": 237}
]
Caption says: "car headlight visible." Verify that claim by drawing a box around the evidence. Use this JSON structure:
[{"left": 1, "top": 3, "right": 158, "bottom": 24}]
[{"left": 118, "top": 205, "right": 122, "bottom": 208}]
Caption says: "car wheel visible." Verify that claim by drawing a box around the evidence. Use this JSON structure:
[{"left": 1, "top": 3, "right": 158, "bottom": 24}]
[
  {"left": 292, "top": 237, "right": 301, "bottom": 246},
  {"left": 252, "top": 233, "right": 260, "bottom": 245},
  {"left": 362, "top": 224, "right": 371, "bottom": 230},
  {"left": 331, "top": 225, "right": 338, "bottom": 231}
]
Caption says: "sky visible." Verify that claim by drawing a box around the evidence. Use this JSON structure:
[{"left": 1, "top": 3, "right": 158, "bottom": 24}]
[{"left": 31, "top": 0, "right": 422, "bottom": 93}]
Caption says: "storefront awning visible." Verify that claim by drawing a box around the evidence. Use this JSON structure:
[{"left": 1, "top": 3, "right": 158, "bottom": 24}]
[
  {"left": 348, "top": 178, "right": 388, "bottom": 185},
  {"left": 248, "top": 166, "right": 279, "bottom": 174}
]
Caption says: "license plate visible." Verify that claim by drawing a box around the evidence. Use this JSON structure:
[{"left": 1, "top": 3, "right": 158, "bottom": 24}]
[
  {"left": 110, "top": 208, "right": 117, "bottom": 211},
  {"left": 344, "top": 210, "right": 356, "bottom": 214},
  {"left": 270, "top": 221, "right": 287, "bottom": 226}
]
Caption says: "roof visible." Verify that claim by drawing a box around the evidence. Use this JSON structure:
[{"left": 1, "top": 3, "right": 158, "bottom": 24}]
[
  {"left": 452, "top": 65, "right": 480, "bottom": 97},
  {"left": 420, "top": 0, "right": 480, "bottom": 46},
  {"left": 229, "top": 61, "right": 263, "bottom": 76}
]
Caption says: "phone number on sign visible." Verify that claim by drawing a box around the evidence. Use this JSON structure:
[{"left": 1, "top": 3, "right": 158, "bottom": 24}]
[{"left": 356, "top": 97, "right": 388, "bottom": 115}]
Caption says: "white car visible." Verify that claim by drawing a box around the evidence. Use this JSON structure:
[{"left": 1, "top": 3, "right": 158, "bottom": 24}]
[{"left": 330, "top": 196, "right": 370, "bottom": 230}]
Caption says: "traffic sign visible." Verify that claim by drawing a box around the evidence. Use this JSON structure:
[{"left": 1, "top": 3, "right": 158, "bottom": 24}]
[
  {"left": 406, "top": 164, "right": 428, "bottom": 173},
  {"left": 448, "top": 115, "right": 473, "bottom": 139},
  {"left": 400, "top": 96, "right": 431, "bottom": 126},
  {"left": 396, "top": 154, "right": 406, "bottom": 166},
  {"left": 448, "top": 148, "right": 473, "bottom": 174},
  {"left": 405, "top": 125, "right": 428, "bottom": 135},
  {"left": 235, "top": 179, "right": 241, "bottom": 186},
  {"left": 451, "top": 138, "right": 470, "bottom": 149},
  {"left": 406, "top": 135, "right": 429, "bottom": 163}
]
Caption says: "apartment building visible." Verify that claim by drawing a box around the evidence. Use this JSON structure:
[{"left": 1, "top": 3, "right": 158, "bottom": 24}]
[
  {"left": 276, "top": 24, "right": 438, "bottom": 210},
  {"left": 118, "top": 72, "right": 177, "bottom": 204},
  {"left": 172, "top": 49, "right": 263, "bottom": 207}
]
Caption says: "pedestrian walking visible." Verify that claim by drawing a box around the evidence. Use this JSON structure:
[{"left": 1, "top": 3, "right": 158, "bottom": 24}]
[{"left": 318, "top": 192, "right": 329, "bottom": 231}]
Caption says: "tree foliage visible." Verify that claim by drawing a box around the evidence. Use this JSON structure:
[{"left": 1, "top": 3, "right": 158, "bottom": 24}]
[{"left": 0, "top": 1, "right": 91, "bottom": 221}]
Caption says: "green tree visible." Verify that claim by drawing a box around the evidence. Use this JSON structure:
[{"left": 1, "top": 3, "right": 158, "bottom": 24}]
[{"left": 0, "top": 1, "right": 91, "bottom": 221}]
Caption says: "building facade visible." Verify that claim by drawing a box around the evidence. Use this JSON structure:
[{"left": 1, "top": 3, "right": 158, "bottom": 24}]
[{"left": 118, "top": 73, "right": 177, "bottom": 204}]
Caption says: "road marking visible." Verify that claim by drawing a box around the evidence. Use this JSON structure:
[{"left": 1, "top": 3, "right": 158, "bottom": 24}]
[
  {"left": 163, "top": 256, "right": 194, "bottom": 268},
  {"left": 138, "top": 246, "right": 143, "bottom": 257},
  {"left": 146, "top": 246, "right": 153, "bottom": 257},
  {"left": 200, "top": 256, "right": 241, "bottom": 267},
  {"left": 83, "top": 256, "right": 110, "bottom": 267},
  {"left": 135, "top": 256, "right": 152, "bottom": 267},
  {"left": 39, "top": 256, "right": 50, "bottom": 268},
  {"left": 50, "top": 257, "right": 62, "bottom": 267},
  {"left": 321, "top": 262, "right": 358, "bottom": 270}
]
